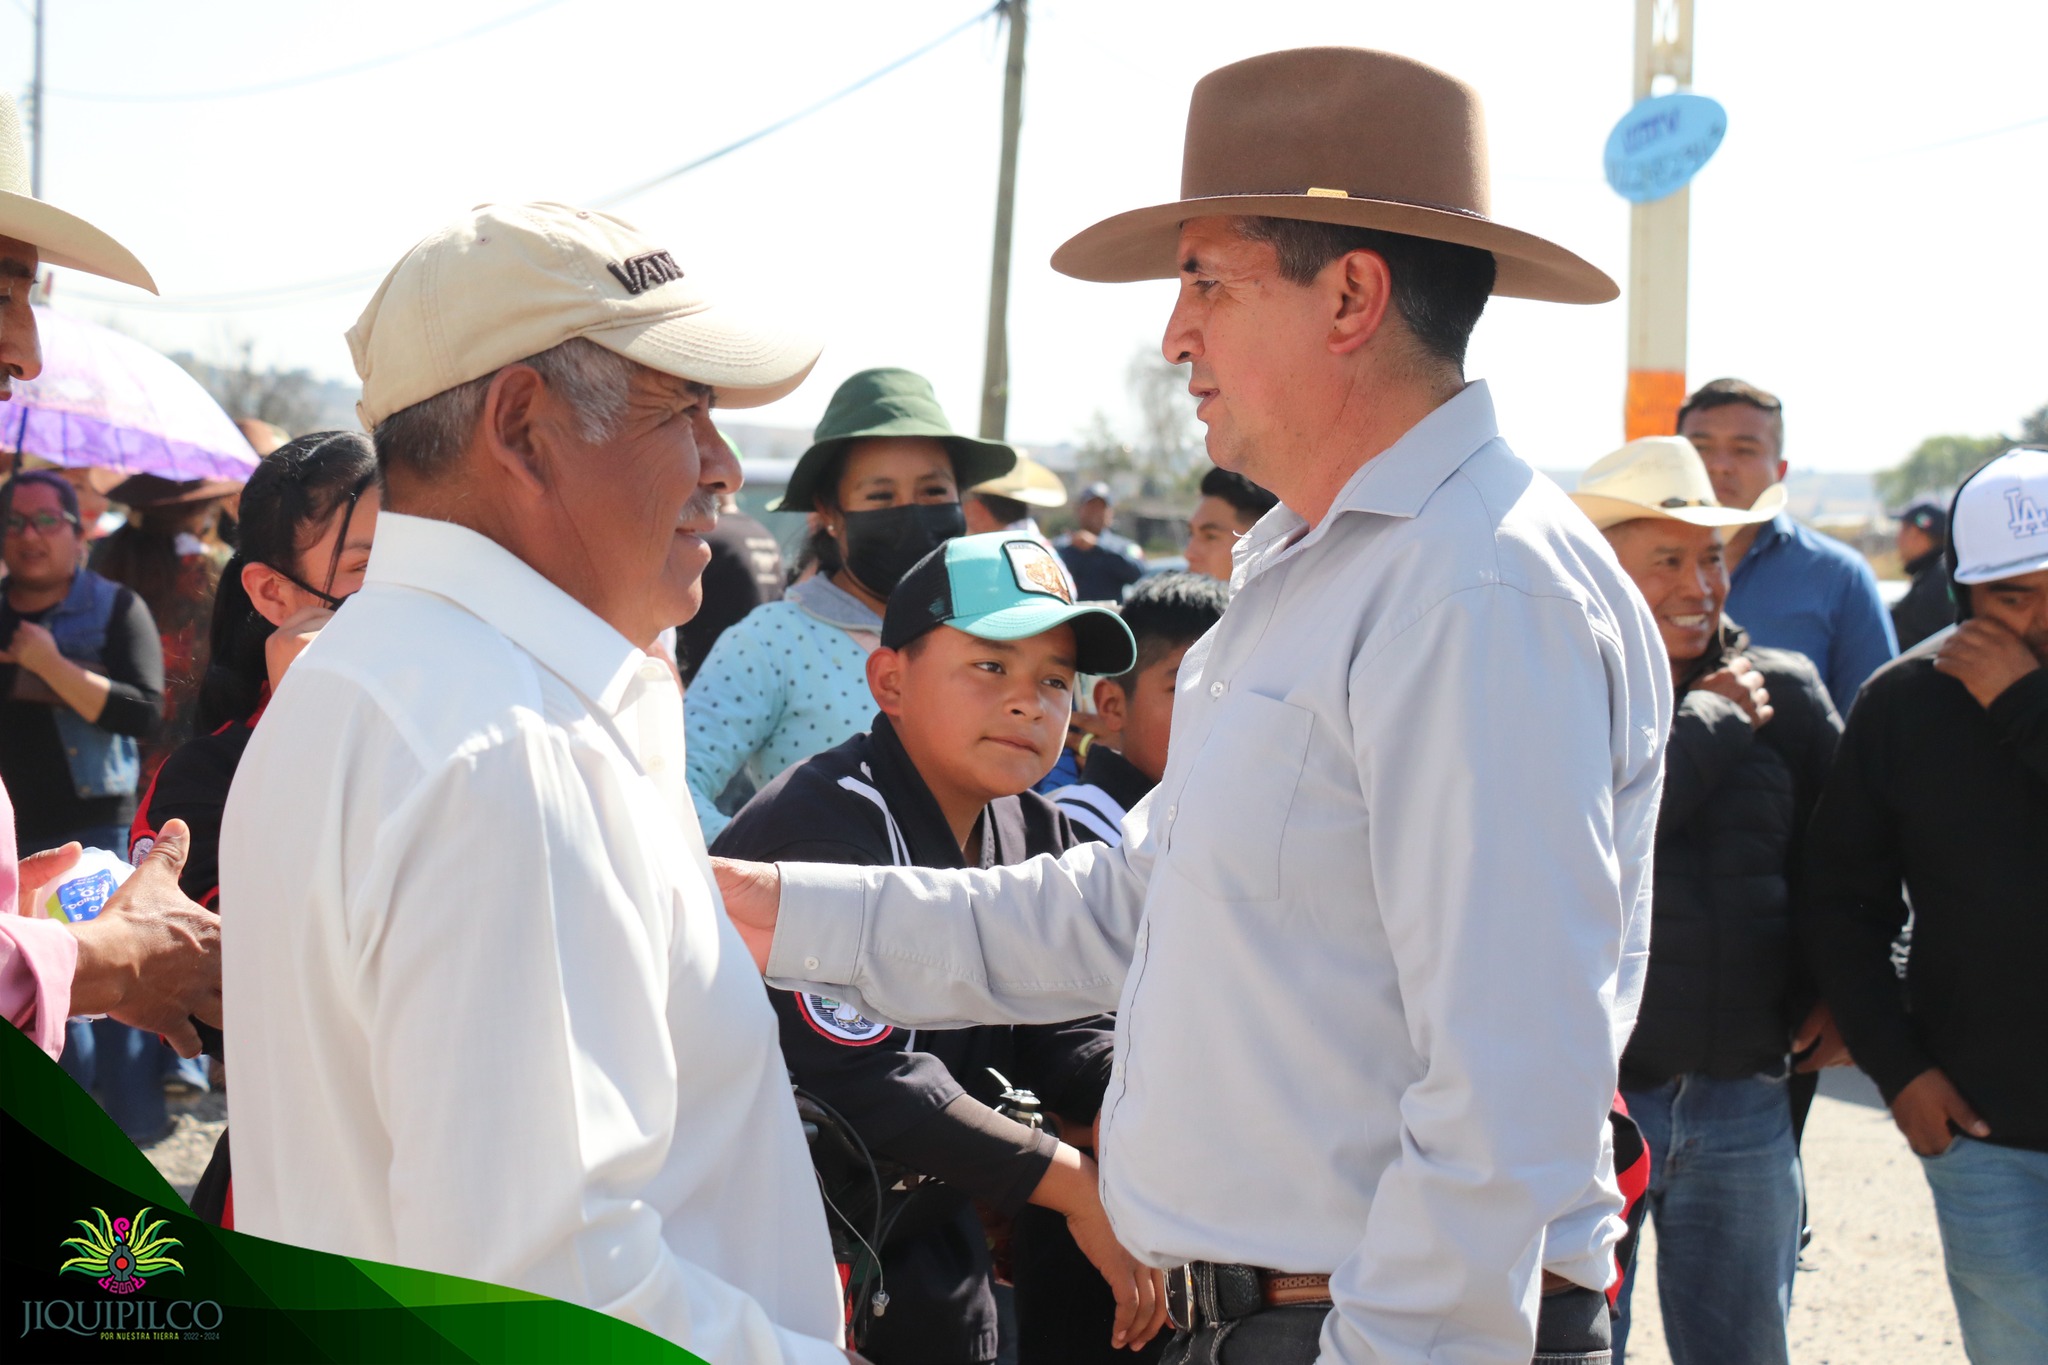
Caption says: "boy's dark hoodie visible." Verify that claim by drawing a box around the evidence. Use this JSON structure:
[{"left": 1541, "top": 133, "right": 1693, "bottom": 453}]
[{"left": 712, "top": 713, "right": 1115, "bottom": 1363}]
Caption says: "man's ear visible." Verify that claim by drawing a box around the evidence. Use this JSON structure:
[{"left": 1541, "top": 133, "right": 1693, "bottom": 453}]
[
  {"left": 867, "top": 645, "right": 908, "bottom": 717},
  {"left": 240, "top": 560, "right": 298, "bottom": 629},
  {"left": 476, "top": 364, "right": 552, "bottom": 493},
  {"left": 1775, "top": 460, "right": 1789, "bottom": 484},
  {"left": 1092, "top": 677, "right": 1127, "bottom": 737},
  {"left": 1327, "top": 248, "right": 1395, "bottom": 357}
]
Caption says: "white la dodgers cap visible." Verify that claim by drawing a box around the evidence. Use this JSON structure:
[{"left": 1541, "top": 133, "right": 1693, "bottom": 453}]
[{"left": 1952, "top": 446, "right": 2048, "bottom": 585}]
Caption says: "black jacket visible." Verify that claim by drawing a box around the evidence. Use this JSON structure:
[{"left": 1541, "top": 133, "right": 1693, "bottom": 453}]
[
  {"left": 1800, "top": 645, "right": 2048, "bottom": 1150},
  {"left": 1620, "top": 624, "right": 1841, "bottom": 1089},
  {"left": 1890, "top": 548, "right": 1955, "bottom": 652},
  {"left": 711, "top": 716, "right": 1114, "bottom": 1364}
]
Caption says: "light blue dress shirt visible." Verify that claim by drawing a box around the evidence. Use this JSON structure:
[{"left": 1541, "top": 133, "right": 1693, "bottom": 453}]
[
  {"left": 769, "top": 383, "right": 1673, "bottom": 1365},
  {"left": 1724, "top": 512, "right": 1897, "bottom": 711}
]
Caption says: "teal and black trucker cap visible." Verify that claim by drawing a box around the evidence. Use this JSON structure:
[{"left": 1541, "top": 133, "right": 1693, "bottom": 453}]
[{"left": 882, "top": 532, "right": 1138, "bottom": 676}]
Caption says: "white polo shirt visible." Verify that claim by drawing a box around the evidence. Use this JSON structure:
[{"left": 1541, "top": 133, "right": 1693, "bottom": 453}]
[
  {"left": 770, "top": 382, "right": 1671, "bottom": 1365},
  {"left": 221, "top": 512, "right": 844, "bottom": 1364}
]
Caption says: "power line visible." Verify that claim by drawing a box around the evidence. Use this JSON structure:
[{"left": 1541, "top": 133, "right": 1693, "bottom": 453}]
[
  {"left": 48, "top": 0, "right": 569, "bottom": 103},
  {"left": 1874, "top": 110, "right": 2048, "bottom": 160},
  {"left": 62, "top": 3, "right": 999, "bottom": 312},
  {"left": 590, "top": 3, "right": 997, "bottom": 207}
]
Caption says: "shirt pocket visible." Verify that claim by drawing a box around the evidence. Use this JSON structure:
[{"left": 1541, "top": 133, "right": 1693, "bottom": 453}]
[{"left": 1165, "top": 691, "right": 1316, "bottom": 903}]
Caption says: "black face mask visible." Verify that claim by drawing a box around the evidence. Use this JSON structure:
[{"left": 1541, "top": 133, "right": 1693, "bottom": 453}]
[{"left": 839, "top": 502, "right": 966, "bottom": 600}]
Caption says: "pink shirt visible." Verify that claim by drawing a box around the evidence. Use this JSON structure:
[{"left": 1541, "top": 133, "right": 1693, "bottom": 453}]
[{"left": 1, "top": 778, "right": 79, "bottom": 1058}]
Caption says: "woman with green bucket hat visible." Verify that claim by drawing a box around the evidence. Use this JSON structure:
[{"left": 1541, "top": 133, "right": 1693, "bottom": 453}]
[{"left": 685, "top": 368, "right": 1016, "bottom": 838}]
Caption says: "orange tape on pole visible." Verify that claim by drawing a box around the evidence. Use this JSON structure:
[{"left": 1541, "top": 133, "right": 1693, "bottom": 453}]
[{"left": 1624, "top": 370, "right": 1687, "bottom": 442}]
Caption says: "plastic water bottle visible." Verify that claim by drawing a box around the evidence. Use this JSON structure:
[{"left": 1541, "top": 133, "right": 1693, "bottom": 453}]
[{"left": 39, "top": 847, "right": 135, "bottom": 924}]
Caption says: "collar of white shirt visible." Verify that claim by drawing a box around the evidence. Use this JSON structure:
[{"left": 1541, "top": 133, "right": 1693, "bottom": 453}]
[
  {"left": 363, "top": 511, "right": 650, "bottom": 714},
  {"left": 1235, "top": 379, "right": 1501, "bottom": 584}
]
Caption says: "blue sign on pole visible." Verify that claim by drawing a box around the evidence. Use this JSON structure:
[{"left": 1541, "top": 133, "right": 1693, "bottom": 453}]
[{"left": 1604, "top": 92, "right": 1727, "bottom": 203}]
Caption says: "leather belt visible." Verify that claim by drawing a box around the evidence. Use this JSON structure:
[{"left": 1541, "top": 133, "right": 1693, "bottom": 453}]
[{"left": 1165, "top": 1262, "right": 1333, "bottom": 1331}]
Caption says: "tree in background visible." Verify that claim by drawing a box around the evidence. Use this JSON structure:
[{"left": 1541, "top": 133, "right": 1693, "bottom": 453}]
[
  {"left": 1126, "top": 348, "right": 1200, "bottom": 493},
  {"left": 173, "top": 337, "right": 326, "bottom": 435},
  {"left": 1876, "top": 401, "right": 2047, "bottom": 507}
]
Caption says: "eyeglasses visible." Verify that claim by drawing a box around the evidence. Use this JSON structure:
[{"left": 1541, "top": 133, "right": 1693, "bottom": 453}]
[
  {"left": 5, "top": 510, "right": 79, "bottom": 536},
  {"left": 272, "top": 471, "right": 376, "bottom": 610}
]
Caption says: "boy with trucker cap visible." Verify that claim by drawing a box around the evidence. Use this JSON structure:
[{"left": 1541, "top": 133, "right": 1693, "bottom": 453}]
[
  {"left": 1801, "top": 447, "right": 2048, "bottom": 1365},
  {"left": 713, "top": 533, "right": 1164, "bottom": 1362}
]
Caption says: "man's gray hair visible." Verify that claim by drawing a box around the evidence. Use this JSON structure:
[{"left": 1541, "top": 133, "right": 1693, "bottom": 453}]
[{"left": 373, "top": 337, "right": 639, "bottom": 481}]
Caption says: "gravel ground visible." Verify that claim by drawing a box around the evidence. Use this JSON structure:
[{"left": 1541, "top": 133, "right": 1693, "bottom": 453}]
[
  {"left": 144, "top": 1087, "right": 226, "bottom": 1206},
  {"left": 137, "top": 1069, "right": 1967, "bottom": 1361},
  {"left": 1627, "top": 1067, "right": 1966, "bottom": 1364}
]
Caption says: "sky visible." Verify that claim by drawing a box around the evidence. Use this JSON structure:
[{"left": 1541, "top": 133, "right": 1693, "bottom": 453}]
[{"left": 6, "top": 0, "right": 2045, "bottom": 474}]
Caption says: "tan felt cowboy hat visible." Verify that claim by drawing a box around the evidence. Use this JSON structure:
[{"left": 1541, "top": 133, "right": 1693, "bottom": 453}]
[
  {"left": 1052, "top": 47, "right": 1615, "bottom": 305},
  {"left": 1571, "top": 436, "right": 1787, "bottom": 532},
  {"left": 0, "top": 95, "right": 156, "bottom": 292}
]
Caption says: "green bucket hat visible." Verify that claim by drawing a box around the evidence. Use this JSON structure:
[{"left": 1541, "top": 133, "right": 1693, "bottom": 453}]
[{"left": 771, "top": 367, "right": 1018, "bottom": 513}]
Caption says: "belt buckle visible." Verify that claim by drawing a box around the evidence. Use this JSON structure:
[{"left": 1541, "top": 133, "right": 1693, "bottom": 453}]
[{"left": 1166, "top": 1264, "right": 1199, "bottom": 1332}]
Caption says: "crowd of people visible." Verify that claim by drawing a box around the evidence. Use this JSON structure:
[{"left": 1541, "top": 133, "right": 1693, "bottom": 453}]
[{"left": 2, "top": 41, "right": 2044, "bottom": 1365}]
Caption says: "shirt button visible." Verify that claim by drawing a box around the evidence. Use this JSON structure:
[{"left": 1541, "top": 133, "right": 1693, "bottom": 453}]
[
  {"left": 639, "top": 662, "right": 666, "bottom": 682},
  {"left": 1209, "top": 681, "right": 1226, "bottom": 699},
  {"left": 1166, "top": 804, "right": 1178, "bottom": 821},
  {"left": 803, "top": 956, "right": 820, "bottom": 972},
  {"left": 646, "top": 754, "right": 666, "bottom": 772}
]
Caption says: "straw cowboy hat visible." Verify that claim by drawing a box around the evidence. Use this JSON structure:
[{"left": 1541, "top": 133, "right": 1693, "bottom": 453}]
[
  {"left": 0, "top": 95, "right": 155, "bottom": 292},
  {"left": 974, "top": 453, "right": 1068, "bottom": 508},
  {"left": 1052, "top": 47, "right": 1615, "bottom": 304},
  {"left": 1570, "top": 436, "right": 1787, "bottom": 531}
]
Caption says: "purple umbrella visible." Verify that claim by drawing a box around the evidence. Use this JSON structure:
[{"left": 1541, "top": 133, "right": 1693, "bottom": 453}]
[{"left": 0, "top": 306, "right": 258, "bottom": 483}]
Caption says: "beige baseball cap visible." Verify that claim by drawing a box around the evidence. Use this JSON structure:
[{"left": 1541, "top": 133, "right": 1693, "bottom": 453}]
[
  {"left": 1570, "top": 435, "right": 1786, "bottom": 531},
  {"left": 347, "top": 201, "right": 820, "bottom": 430}
]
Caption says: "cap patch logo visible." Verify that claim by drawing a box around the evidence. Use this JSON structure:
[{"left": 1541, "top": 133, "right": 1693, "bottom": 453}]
[
  {"left": 2005, "top": 486, "right": 2048, "bottom": 540},
  {"left": 1006, "top": 542, "right": 1072, "bottom": 603},
  {"left": 799, "top": 993, "right": 893, "bottom": 1046},
  {"left": 607, "top": 250, "right": 685, "bottom": 295}
]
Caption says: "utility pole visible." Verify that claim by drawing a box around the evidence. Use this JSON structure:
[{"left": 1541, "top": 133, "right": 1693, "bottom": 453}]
[
  {"left": 1623, "top": 0, "right": 1694, "bottom": 441},
  {"left": 978, "top": 0, "right": 1027, "bottom": 440},
  {"left": 30, "top": 0, "right": 46, "bottom": 196}
]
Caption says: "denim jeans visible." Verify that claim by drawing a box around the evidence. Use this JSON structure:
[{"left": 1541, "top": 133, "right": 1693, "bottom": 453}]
[
  {"left": 1614, "top": 1070, "right": 1802, "bottom": 1365},
  {"left": 1918, "top": 1136, "right": 2048, "bottom": 1364}
]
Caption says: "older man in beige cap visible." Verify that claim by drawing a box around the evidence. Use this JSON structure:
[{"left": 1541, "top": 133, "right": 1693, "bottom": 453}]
[
  {"left": 721, "top": 47, "right": 1671, "bottom": 1365},
  {"left": 219, "top": 203, "right": 850, "bottom": 1363}
]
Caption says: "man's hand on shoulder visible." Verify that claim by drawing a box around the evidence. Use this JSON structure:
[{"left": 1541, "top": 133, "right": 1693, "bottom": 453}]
[
  {"left": 1935, "top": 619, "right": 2041, "bottom": 709},
  {"left": 1693, "top": 654, "right": 1774, "bottom": 729},
  {"left": 711, "top": 857, "right": 781, "bottom": 974},
  {"left": 66, "top": 820, "right": 222, "bottom": 1057}
]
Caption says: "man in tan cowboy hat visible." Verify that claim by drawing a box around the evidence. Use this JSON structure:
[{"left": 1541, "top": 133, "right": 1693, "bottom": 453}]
[
  {"left": 1573, "top": 437, "right": 1848, "bottom": 1365},
  {"left": 0, "top": 94, "right": 229, "bottom": 1078},
  {"left": 720, "top": 48, "right": 1673, "bottom": 1364},
  {"left": 220, "top": 203, "right": 852, "bottom": 1363},
  {"left": 0, "top": 92, "right": 156, "bottom": 403}
]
